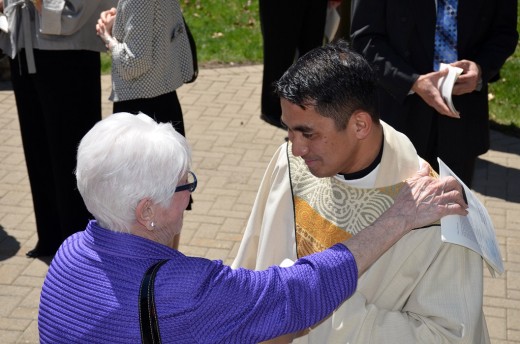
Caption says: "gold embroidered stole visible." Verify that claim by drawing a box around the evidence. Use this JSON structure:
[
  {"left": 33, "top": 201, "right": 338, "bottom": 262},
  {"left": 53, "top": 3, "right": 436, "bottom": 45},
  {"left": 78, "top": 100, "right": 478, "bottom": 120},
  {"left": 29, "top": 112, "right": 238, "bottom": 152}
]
[
  {"left": 286, "top": 122, "right": 430, "bottom": 258},
  {"left": 287, "top": 145, "right": 405, "bottom": 259}
]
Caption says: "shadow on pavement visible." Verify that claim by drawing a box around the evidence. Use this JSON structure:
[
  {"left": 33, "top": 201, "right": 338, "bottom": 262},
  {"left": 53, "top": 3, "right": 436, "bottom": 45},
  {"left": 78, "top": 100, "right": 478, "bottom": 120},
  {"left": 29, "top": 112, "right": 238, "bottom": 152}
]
[
  {"left": 36, "top": 255, "right": 53, "bottom": 266},
  {"left": 487, "top": 129, "right": 520, "bottom": 155},
  {"left": 0, "top": 224, "right": 21, "bottom": 261},
  {"left": 473, "top": 157, "right": 520, "bottom": 204}
]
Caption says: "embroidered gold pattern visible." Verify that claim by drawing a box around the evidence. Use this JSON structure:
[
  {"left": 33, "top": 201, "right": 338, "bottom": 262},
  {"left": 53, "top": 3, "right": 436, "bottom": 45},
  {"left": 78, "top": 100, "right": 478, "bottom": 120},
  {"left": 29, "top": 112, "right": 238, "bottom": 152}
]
[
  {"left": 295, "top": 197, "right": 352, "bottom": 257},
  {"left": 288, "top": 145, "right": 405, "bottom": 258}
]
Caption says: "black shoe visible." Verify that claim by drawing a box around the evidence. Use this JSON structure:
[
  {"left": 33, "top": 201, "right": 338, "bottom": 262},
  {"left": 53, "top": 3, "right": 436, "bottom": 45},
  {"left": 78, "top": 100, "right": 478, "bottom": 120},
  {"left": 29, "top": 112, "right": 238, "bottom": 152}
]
[
  {"left": 260, "top": 113, "right": 285, "bottom": 129},
  {"left": 26, "top": 245, "right": 58, "bottom": 258}
]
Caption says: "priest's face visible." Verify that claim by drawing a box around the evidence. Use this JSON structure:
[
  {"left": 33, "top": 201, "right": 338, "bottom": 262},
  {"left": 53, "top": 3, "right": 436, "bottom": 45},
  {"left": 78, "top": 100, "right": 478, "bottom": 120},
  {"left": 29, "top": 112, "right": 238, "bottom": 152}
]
[{"left": 281, "top": 99, "right": 366, "bottom": 178}]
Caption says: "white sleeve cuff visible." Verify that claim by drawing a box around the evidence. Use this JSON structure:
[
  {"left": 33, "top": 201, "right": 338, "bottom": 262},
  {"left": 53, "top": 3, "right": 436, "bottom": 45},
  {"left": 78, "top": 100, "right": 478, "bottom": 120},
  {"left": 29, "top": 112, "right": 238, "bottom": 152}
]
[{"left": 40, "top": 3, "right": 65, "bottom": 35}]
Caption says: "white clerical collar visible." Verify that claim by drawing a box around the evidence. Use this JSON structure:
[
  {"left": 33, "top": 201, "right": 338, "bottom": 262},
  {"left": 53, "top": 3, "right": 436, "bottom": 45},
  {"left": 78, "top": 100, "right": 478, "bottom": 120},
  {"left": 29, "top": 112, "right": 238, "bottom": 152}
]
[{"left": 334, "top": 164, "right": 380, "bottom": 188}]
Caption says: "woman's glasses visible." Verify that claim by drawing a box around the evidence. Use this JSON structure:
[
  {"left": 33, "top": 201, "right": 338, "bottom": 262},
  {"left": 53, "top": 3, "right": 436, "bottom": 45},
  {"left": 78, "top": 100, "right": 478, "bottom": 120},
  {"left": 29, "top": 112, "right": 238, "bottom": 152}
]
[{"left": 174, "top": 171, "right": 197, "bottom": 193}]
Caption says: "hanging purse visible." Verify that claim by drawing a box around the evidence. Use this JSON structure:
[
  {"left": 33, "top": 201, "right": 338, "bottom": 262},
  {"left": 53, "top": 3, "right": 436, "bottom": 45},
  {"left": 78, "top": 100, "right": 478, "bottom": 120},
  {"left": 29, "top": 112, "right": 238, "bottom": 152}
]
[
  {"left": 183, "top": 16, "right": 198, "bottom": 83},
  {"left": 139, "top": 260, "right": 169, "bottom": 344}
]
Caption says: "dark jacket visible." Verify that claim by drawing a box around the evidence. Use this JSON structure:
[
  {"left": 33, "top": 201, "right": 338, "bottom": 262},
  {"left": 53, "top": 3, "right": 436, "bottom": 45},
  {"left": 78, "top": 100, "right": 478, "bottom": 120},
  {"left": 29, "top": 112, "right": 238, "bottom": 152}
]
[{"left": 351, "top": 0, "right": 518, "bottom": 160}]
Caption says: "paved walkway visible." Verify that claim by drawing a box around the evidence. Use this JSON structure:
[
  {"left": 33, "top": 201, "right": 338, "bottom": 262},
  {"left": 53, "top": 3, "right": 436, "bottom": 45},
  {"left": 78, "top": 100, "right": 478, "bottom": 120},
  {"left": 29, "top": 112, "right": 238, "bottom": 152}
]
[{"left": 0, "top": 67, "right": 519, "bottom": 343}]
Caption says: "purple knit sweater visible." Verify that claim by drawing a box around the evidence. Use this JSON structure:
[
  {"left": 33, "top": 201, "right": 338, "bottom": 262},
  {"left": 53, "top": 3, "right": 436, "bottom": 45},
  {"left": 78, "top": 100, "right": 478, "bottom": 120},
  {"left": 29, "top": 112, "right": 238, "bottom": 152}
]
[{"left": 38, "top": 220, "right": 357, "bottom": 343}]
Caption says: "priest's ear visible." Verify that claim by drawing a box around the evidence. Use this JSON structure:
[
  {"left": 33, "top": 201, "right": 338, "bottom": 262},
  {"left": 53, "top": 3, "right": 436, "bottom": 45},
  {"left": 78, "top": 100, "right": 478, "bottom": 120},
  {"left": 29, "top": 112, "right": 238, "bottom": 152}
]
[{"left": 349, "top": 110, "right": 373, "bottom": 139}]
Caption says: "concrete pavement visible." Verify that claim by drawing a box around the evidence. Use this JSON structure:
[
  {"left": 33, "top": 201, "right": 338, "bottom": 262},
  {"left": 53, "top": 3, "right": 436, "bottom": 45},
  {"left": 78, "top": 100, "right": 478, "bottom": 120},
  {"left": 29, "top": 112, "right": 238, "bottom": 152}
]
[{"left": 0, "top": 66, "right": 519, "bottom": 343}]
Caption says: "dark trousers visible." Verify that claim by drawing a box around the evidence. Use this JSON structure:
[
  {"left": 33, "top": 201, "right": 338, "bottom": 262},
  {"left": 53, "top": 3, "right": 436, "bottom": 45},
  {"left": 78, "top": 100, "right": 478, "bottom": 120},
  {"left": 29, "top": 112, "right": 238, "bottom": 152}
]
[
  {"left": 259, "top": 0, "right": 328, "bottom": 127},
  {"left": 413, "top": 114, "right": 476, "bottom": 187},
  {"left": 10, "top": 49, "right": 101, "bottom": 253},
  {"left": 113, "top": 91, "right": 186, "bottom": 136}
]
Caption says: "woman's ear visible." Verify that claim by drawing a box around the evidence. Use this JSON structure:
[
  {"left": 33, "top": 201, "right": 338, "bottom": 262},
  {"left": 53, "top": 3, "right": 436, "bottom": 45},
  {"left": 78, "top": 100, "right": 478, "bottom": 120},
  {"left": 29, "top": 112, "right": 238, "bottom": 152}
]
[{"left": 135, "top": 198, "right": 155, "bottom": 229}]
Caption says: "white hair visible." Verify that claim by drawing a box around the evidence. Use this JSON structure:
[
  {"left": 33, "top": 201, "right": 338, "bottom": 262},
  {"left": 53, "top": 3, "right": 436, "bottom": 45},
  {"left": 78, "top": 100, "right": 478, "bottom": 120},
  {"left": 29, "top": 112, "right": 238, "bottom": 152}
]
[{"left": 75, "top": 112, "right": 191, "bottom": 233}]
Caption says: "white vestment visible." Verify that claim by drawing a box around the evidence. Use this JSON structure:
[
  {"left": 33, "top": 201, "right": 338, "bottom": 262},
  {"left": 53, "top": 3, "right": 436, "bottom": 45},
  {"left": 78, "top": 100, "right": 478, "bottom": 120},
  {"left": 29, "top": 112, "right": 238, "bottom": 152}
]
[{"left": 232, "top": 122, "right": 489, "bottom": 343}]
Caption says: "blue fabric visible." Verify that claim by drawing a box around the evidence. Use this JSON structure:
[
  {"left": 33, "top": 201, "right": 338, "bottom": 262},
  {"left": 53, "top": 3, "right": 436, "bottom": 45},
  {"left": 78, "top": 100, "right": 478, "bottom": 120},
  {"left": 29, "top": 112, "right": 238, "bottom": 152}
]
[
  {"left": 38, "top": 220, "right": 358, "bottom": 343},
  {"left": 433, "top": 0, "right": 458, "bottom": 71}
]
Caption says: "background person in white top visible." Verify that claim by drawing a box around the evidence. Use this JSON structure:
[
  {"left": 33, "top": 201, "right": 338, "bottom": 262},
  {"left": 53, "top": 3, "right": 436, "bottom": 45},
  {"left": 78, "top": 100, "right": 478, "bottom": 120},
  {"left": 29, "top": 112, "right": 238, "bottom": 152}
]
[{"left": 0, "top": 0, "right": 117, "bottom": 258}]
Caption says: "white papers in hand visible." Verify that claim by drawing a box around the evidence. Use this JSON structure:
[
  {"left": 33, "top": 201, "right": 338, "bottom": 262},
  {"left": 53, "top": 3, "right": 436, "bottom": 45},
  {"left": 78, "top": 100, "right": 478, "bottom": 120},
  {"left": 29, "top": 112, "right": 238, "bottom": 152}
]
[
  {"left": 438, "top": 158, "right": 504, "bottom": 277},
  {"left": 0, "top": 14, "right": 8, "bottom": 33},
  {"left": 438, "top": 63, "right": 463, "bottom": 117}
]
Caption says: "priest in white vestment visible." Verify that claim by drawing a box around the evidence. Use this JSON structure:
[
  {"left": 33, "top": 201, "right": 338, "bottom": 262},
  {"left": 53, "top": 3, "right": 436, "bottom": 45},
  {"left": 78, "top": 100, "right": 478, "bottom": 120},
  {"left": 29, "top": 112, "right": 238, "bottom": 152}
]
[{"left": 232, "top": 41, "right": 490, "bottom": 343}]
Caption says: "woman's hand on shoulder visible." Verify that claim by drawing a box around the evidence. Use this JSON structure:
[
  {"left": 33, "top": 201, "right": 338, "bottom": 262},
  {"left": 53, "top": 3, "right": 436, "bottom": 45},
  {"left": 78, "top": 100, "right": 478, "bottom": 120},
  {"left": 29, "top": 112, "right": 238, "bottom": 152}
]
[{"left": 397, "top": 163, "right": 468, "bottom": 231}]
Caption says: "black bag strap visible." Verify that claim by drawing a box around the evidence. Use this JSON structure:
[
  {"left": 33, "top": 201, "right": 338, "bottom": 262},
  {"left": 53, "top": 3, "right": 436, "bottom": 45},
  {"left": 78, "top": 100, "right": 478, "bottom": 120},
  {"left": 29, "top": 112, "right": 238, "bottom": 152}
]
[
  {"left": 183, "top": 16, "right": 198, "bottom": 83},
  {"left": 139, "top": 260, "right": 169, "bottom": 344}
]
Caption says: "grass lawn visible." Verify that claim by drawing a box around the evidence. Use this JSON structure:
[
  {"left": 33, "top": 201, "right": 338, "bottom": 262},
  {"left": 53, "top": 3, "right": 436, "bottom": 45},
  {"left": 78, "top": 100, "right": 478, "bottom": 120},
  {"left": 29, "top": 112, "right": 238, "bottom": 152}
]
[
  {"left": 181, "top": 0, "right": 262, "bottom": 66},
  {"left": 488, "top": 5, "right": 520, "bottom": 135},
  {"left": 102, "top": 2, "right": 519, "bottom": 136},
  {"left": 101, "top": 0, "right": 262, "bottom": 72}
]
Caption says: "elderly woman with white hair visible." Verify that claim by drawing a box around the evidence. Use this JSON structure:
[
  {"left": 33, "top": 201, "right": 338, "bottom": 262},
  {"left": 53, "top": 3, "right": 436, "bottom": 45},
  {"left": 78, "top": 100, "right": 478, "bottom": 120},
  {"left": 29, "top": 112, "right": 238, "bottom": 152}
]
[{"left": 37, "top": 112, "right": 467, "bottom": 343}]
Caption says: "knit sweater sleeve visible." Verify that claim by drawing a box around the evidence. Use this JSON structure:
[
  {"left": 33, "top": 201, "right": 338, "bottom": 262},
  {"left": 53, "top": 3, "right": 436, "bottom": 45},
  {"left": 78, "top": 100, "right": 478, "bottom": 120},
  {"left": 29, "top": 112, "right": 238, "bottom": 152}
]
[{"left": 157, "top": 244, "right": 358, "bottom": 343}]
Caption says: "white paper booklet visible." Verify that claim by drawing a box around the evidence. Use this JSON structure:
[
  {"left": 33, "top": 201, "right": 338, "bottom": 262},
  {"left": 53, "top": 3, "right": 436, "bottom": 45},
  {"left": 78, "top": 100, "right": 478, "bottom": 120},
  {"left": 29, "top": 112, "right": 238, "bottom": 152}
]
[
  {"left": 438, "top": 158, "right": 504, "bottom": 277},
  {"left": 438, "top": 63, "right": 463, "bottom": 116}
]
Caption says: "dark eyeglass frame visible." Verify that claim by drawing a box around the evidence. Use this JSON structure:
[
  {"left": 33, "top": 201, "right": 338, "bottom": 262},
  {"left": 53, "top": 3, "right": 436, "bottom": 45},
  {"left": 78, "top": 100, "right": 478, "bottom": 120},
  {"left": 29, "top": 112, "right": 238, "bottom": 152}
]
[{"left": 174, "top": 171, "right": 197, "bottom": 193}]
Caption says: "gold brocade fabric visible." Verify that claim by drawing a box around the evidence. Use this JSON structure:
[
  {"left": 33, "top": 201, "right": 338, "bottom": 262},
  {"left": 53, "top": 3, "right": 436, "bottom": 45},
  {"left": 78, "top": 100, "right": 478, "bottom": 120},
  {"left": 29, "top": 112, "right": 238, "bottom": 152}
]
[
  {"left": 294, "top": 197, "right": 352, "bottom": 258},
  {"left": 288, "top": 146, "right": 405, "bottom": 259}
]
